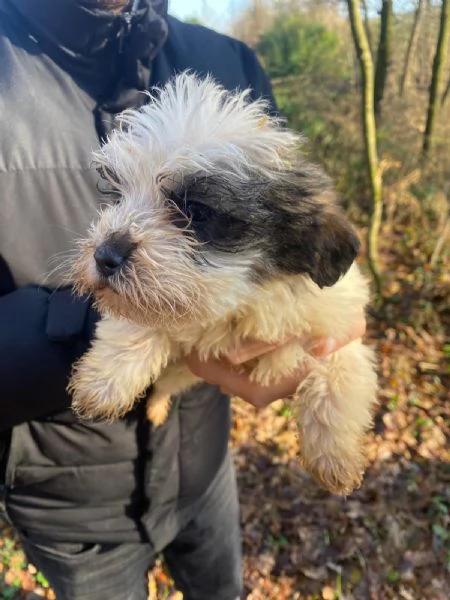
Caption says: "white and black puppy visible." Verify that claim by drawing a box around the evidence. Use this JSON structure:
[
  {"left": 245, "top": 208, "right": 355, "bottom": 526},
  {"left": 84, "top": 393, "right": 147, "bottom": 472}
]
[{"left": 68, "top": 73, "right": 377, "bottom": 495}]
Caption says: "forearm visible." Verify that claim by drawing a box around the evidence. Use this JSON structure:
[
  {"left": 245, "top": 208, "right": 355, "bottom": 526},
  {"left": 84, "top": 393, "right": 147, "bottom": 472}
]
[{"left": 0, "top": 286, "right": 96, "bottom": 429}]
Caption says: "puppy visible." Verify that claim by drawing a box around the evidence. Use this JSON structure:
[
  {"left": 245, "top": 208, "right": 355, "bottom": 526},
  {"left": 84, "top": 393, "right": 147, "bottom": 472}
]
[{"left": 68, "top": 73, "right": 377, "bottom": 496}]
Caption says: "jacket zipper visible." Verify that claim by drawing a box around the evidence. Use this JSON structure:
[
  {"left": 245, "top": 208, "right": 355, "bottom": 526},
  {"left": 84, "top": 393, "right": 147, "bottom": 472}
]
[{"left": 119, "top": 0, "right": 141, "bottom": 54}]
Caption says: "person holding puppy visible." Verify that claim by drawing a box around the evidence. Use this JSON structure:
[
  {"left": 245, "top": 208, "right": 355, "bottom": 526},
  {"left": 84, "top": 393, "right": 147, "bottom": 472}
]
[{"left": 0, "top": 1, "right": 364, "bottom": 599}]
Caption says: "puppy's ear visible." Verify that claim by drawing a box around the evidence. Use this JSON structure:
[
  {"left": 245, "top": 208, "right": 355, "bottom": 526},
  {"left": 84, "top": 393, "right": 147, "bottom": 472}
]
[
  {"left": 307, "top": 206, "right": 360, "bottom": 287},
  {"left": 268, "top": 169, "right": 360, "bottom": 288}
]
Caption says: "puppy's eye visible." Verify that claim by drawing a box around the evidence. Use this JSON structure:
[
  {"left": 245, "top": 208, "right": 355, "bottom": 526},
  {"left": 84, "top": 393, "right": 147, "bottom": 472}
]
[{"left": 186, "top": 201, "right": 214, "bottom": 224}]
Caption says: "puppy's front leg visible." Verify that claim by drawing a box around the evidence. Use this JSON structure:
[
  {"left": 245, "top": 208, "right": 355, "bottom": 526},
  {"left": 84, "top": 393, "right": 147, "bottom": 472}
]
[
  {"left": 69, "top": 318, "right": 171, "bottom": 421},
  {"left": 294, "top": 340, "right": 377, "bottom": 495},
  {"left": 249, "top": 339, "right": 376, "bottom": 494}
]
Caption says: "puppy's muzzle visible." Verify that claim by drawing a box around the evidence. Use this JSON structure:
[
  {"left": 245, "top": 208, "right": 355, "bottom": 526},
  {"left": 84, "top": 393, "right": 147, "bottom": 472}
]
[{"left": 94, "top": 232, "right": 134, "bottom": 278}]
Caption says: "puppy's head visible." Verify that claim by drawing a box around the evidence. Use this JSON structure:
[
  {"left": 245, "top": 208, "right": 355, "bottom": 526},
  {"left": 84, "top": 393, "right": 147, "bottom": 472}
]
[{"left": 71, "top": 73, "right": 359, "bottom": 327}]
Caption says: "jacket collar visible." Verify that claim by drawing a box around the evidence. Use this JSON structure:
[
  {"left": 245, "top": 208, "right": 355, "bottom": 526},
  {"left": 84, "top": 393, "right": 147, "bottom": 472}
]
[
  {"left": 5, "top": 0, "right": 169, "bottom": 137},
  {"left": 6, "top": 0, "right": 168, "bottom": 61}
]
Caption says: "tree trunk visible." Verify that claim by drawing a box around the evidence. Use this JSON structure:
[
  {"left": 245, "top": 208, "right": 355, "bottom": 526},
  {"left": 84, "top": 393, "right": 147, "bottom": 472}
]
[
  {"left": 347, "top": 0, "right": 383, "bottom": 295},
  {"left": 361, "top": 0, "right": 374, "bottom": 58},
  {"left": 399, "top": 0, "right": 425, "bottom": 96},
  {"left": 374, "top": 0, "right": 394, "bottom": 116},
  {"left": 422, "top": 0, "right": 450, "bottom": 157},
  {"left": 418, "top": 0, "right": 434, "bottom": 88}
]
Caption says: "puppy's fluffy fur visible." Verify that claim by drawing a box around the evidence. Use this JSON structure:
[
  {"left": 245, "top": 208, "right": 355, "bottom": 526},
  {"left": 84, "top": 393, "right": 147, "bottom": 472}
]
[{"left": 68, "top": 73, "right": 377, "bottom": 495}]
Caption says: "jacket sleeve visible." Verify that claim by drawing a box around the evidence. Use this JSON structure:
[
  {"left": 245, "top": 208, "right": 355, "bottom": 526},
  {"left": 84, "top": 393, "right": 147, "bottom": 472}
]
[{"left": 0, "top": 284, "right": 99, "bottom": 430}]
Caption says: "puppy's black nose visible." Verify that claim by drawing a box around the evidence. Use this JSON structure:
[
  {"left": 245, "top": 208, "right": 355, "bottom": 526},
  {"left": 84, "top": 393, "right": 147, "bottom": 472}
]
[{"left": 94, "top": 233, "right": 134, "bottom": 277}]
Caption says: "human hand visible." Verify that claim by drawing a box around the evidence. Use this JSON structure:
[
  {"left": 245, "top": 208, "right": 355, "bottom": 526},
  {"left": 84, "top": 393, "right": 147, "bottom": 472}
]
[{"left": 185, "top": 314, "right": 367, "bottom": 409}]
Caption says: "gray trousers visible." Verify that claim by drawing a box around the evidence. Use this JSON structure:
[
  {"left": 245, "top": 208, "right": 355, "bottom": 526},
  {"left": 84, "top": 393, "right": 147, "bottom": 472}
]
[{"left": 20, "top": 454, "right": 242, "bottom": 600}]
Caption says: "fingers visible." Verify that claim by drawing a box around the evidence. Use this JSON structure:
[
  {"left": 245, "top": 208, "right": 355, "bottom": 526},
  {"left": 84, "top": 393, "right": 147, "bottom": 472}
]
[
  {"left": 223, "top": 310, "right": 366, "bottom": 365},
  {"left": 185, "top": 311, "right": 368, "bottom": 409},
  {"left": 185, "top": 352, "right": 307, "bottom": 409},
  {"left": 307, "top": 312, "right": 366, "bottom": 358},
  {"left": 225, "top": 336, "right": 295, "bottom": 366}
]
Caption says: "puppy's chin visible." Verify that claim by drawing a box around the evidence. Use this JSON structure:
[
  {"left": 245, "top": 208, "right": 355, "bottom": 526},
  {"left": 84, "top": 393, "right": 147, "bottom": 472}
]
[{"left": 92, "top": 285, "right": 201, "bottom": 328}]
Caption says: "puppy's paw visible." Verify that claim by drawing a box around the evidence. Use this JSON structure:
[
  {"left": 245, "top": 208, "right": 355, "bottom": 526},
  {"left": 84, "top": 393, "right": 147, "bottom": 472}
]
[
  {"left": 300, "top": 446, "right": 365, "bottom": 496},
  {"left": 146, "top": 395, "right": 172, "bottom": 426},
  {"left": 249, "top": 340, "right": 308, "bottom": 386},
  {"left": 68, "top": 355, "right": 139, "bottom": 421}
]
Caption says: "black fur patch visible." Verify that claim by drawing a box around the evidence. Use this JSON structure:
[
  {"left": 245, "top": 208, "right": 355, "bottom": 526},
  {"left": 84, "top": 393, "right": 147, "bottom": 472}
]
[
  {"left": 263, "top": 171, "right": 360, "bottom": 287},
  {"left": 161, "top": 173, "right": 270, "bottom": 252},
  {"left": 160, "top": 165, "right": 359, "bottom": 288}
]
